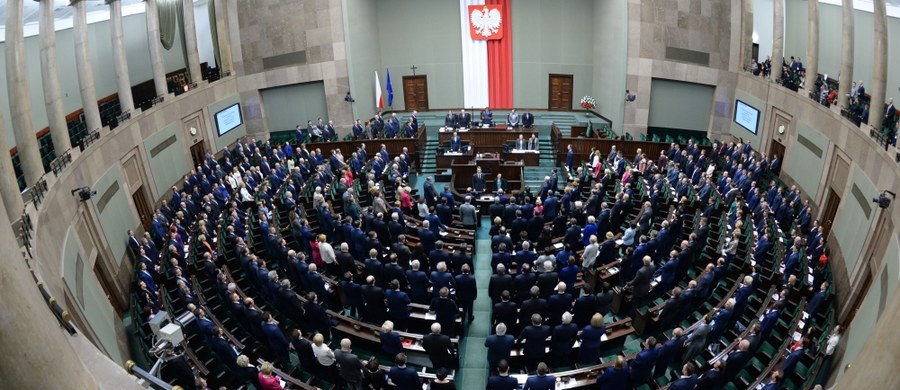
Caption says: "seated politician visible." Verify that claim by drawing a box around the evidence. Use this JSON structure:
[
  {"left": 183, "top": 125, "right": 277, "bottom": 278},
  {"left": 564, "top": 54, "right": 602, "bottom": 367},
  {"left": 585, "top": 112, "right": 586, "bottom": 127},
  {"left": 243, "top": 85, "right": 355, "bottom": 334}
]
[
  {"left": 450, "top": 131, "right": 462, "bottom": 152},
  {"left": 507, "top": 109, "right": 520, "bottom": 128},
  {"left": 515, "top": 134, "right": 527, "bottom": 150},
  {"left": 458, "top": 109, "right": 471, "bottom": 129},
  {"left": 522, "top": 111, "right": 535, "bottom": 128},
  {"left": 444, "top": 110, "right": 457, "bottom": 129},
  {"left": 481, "top": 107, "right": 494, "bottom": 126}
]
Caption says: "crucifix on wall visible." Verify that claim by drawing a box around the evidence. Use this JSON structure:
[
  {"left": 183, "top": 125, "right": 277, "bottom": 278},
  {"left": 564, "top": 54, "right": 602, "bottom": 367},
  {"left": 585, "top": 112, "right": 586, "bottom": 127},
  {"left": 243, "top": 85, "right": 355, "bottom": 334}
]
[{"left": 410, "top": 65, "right": 418, "bottom": 76}]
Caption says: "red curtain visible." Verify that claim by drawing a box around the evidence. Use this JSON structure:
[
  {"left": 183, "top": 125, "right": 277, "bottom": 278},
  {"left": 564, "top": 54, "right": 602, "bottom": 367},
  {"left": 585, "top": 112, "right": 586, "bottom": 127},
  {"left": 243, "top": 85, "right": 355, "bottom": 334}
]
[{"left": 486, "top": 0, "right": 512, "bottom": 108}]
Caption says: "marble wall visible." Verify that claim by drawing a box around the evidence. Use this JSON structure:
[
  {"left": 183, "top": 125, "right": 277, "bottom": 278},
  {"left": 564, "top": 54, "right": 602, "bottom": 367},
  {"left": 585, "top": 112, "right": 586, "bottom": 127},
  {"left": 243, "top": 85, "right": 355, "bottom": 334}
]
[
  {"left": 624, "top": 0, "right": 740, "bottom": 137},
  {"left": 233, "top": 0, "right": 352, "bottom": 138}
]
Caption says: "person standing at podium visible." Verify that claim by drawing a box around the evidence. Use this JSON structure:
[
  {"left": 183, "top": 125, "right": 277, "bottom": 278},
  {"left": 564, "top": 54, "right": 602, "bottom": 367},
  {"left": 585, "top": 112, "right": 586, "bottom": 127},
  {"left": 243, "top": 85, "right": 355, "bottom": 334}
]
[
  {"left": 507, "top": 109, "right": 520, "bottom": 128},
  {"left": 516, "top": 134, "right": 527, "bottom": 150},
  {"left": 450, "top": 131, "right": 462, "bottom": 152},
  {"left": 473, "top": 166, "right": 486, "bottom": 196},
  {"left": 495, "top": 174, "right": 508, "bottom": 193},
  {"left": 481, "top": 107, "right": 494, "bottom": 126},
  {"left": 445, "top": 110, "right": 457, "bottom": 129},
  {"left": 458, "top": 109, "right": 471, "bottom": 129},
  {"left": 522, "top": 111, "right": 535, "bottom": 128}
]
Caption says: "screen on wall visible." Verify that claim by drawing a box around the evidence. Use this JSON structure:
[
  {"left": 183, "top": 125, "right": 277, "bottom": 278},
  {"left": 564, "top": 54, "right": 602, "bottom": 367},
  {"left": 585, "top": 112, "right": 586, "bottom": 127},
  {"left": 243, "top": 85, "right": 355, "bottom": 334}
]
[
  {"left": 733, "top": 100, "right": 760, "bottom": 134},
  {"left": 215, "top": 103, "right": 243, "bottom": 136}
]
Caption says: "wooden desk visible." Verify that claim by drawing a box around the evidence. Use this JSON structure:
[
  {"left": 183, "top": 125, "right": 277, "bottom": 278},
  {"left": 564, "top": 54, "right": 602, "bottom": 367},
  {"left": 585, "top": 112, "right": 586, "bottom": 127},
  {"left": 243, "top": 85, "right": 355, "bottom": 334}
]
[
  {"left": 452, "top": 160, "right": 523, "bottom": 192},
  {"left": 436, "top": 149, "right": 474, "bottom": 169},
  {"left": 438, "top": 128, "right": 538, "bottom": 154},
  {"left": 502, "top": 150, "right": 540, "bottom": 166}
]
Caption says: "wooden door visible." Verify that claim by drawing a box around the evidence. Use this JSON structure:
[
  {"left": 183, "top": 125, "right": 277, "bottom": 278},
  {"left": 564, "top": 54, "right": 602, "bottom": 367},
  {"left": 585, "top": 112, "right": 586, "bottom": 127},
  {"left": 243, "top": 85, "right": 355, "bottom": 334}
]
[
  {"left": 94, "top": 261, "right": 125, "bottom": 316},
  {"left": 403, "top": 75, "right": 429, "bottom": 111},
  {"left": 820, "top": 188, "right": 841, "bottom": 237},
  {"left": 768, "top": 138, "right": 786, "bottom": 175},
  {"left": 190, "top": 141, "right": 205, "bottom": 169},
  {"left": 132, "top": 187, "right": 153, "bottom": 230},
  {"left": 548, "top": 74, "right": 574, "bottom": 110}
]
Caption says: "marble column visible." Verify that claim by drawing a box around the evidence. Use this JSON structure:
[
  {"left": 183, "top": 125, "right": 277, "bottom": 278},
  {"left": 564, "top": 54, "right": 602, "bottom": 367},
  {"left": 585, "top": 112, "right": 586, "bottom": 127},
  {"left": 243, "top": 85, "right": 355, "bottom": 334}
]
[
  {"left": 868, "top": 0, "right": 888, "bottom": 131},
  {"left": 6, "top": 0, "right": 44, "bottom": 185},
  {"left": 72, "top": 0, "right": 102, "bottom": 133},
  {"left": 182, "top": 0, "right": 203, "bottom": 84},
  {"left": 0, "top": 194, "right": 103, "bottom": 387},
  {"left": 805, "top": 0, "right": 820, "bottom": 95},
  {"left": 741, "top": 0, "right": 754, "bottom": 67},
  {"left": 837, "top": 0, "right": 854, "bottom": 108},
  {"left": 0, "top": 119, "right": 24, "bottom": 221},
  {"left": 771, "top": 0, "right": 784, "bottom": 82},
  {"left": 213, "top": 0, "right": 234, "bottom": 74},
  {"left": 38, "top": 0, "right": 72, "bottom": 154},
  {"left": 107, "top": 0, "right": 135, "bottom": 115},
  {"left": 144, "top": 0, "right": 169, "bottom": 98}
]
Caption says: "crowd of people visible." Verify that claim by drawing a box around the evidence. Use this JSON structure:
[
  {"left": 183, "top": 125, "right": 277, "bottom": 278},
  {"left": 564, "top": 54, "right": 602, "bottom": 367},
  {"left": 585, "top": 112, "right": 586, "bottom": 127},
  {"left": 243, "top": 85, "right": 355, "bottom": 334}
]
[{"left": 130, "top": 119, "right": 837, "bottom": 389}]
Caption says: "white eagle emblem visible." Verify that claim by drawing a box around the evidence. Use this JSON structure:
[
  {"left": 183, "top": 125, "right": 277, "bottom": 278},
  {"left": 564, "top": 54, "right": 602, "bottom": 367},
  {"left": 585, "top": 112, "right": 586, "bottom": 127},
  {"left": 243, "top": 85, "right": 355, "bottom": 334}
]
[{"left": 470, "top": 7, "right": 502, "bottom": 38}]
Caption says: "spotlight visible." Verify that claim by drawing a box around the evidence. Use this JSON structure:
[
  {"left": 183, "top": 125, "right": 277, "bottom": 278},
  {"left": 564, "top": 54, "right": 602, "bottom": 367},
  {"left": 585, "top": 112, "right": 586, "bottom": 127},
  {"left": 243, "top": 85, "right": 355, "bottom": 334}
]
[
  {"left": 625, "top": 90, "right": 636, "bottom": 102},
  {"left": 71, "top": 187, "right": 96, "bottom": 201},
  {"left": 873, "top": 190, "right": 896, "bottom": 209}
]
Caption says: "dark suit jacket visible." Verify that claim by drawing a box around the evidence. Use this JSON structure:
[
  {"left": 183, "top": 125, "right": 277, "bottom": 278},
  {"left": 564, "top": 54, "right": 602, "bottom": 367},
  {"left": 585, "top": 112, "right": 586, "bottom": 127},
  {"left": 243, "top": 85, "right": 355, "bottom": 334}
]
[
  {"left": 489, "top": 273, "right": 515, "bottom": 302},
  {"left": 669, "top": 375, "right": 698, "bottom": 390},
  {"left": 629, "top": 264, "right": 656, "bottom": 299},
  {"left": 422, "top": 333, "right": 455, "bottom": 368},
  {"left": 455, "top": 274, "right": 477, "bottom": 302},
  {"left": 492, "top": 300, "right": 518, "bottom": 329},
  {"left": 486, "top": 375, "right": 519, "bottom": 390},
  {"left": 518, "top": 325, "right": 551, "bottom": 359},
  {"left": 388, "top": 366, "right": 421, "bottom": 388},
  {"left": 335, "top": 350, "right": 364, "bottom": 383},
  {"left": 485, "top": 334, "right": 515, "bottom": 368},
  {"left": 595, "top": 366, "right": 629, "bottom": 389},
  {"left": 523, "top": 374, "right": 555, "bottom": 390}
]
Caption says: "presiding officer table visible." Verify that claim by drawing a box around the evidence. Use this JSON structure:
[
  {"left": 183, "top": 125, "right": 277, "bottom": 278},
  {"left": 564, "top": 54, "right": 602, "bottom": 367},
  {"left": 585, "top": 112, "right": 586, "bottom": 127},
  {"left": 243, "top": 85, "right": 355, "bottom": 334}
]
[{"left": 438, "top": 126, "right": 538, "bottom": 154}]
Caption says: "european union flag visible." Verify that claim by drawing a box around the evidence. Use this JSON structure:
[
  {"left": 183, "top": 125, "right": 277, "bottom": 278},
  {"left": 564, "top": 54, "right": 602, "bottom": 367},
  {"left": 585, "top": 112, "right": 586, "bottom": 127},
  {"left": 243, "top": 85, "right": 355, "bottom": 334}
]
[{"left": 386, "top": 68, "right": 394, "bottom": 107}]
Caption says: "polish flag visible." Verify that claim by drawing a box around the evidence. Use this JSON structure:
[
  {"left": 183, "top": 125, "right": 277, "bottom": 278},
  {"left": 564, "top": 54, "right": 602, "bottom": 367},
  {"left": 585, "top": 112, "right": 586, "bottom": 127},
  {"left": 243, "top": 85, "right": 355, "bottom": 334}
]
[
  {"left": 374, "top": 71, "right": 384, "bottom": 109},
  {"left": 460, "top": 0, "right": 512, "bottom": 108}
]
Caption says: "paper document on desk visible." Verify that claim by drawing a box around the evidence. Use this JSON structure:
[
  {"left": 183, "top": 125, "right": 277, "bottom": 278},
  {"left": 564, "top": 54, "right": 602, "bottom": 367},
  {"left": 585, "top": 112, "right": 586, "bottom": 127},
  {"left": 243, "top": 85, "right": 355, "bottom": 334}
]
[
  {"left": 439, "top": 231, "right": 449, "bottom": 236},
  {"left": 424, "top": 312, "right": 437, "bottom": 320},
  {"left": 607, "top": 267, "right": 619, "bottom": 275},
  {"left": 553, "top": 242, "right": 564, "bottom": 249}
]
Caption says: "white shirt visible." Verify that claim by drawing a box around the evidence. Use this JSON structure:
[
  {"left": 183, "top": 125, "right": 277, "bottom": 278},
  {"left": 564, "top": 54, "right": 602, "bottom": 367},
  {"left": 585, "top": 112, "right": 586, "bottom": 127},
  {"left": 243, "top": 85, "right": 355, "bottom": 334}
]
[
  {"left": 417, "top": 202, "right": 429, "bottom": 218},
  {"left": 319, "top": 242, "right": 336, "bottom": 264},
  {"left": 312, "top": 343, "right": 336, "bottom": 366},
  {"left": 240, "top": 187, "right": 253, "bottom": 202},
  {"left": 825, "top": 333, "right": 840, "bottom": 356}
]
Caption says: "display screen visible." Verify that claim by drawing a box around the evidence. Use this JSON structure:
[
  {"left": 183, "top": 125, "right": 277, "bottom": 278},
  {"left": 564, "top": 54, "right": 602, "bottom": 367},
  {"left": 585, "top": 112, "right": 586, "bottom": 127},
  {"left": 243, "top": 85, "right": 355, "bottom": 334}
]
[
  {"left": 733, "top": 100, "right": 760, "bottom": 134},
  {"left": 215, "top": 103, "right": 243, "bottom": 136}
]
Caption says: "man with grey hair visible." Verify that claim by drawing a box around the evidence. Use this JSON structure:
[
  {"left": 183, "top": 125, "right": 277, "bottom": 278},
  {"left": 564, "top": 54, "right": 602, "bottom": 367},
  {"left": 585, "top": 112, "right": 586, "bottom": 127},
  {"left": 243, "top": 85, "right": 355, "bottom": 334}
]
[
  {"left": 485, "top": 322, "right": 515, "bottom": 371},
  {"left": 551, "top": 311, "right": 578, "bottom": 367},
  {"left": 423, "top": 322, "right": 455, "bottom": 369},
  {"left": 459, "top": 196, "right": 477, "bottom": 228},
  {"left": 334, "top": 338, "right": 364, "bottom": 389}
]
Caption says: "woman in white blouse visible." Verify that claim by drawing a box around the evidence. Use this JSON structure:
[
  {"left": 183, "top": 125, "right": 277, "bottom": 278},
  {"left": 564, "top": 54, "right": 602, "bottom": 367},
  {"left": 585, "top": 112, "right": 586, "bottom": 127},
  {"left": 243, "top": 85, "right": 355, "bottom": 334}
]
[{"left": 311, "top": 333, "right": 338, "bottom": 381}]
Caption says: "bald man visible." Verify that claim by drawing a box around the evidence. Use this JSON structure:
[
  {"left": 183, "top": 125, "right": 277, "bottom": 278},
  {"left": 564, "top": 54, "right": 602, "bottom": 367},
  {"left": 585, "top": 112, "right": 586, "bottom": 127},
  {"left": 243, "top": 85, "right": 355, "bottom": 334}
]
[{"left": 422, "top": 322, "right": 455, "bottom": 369}]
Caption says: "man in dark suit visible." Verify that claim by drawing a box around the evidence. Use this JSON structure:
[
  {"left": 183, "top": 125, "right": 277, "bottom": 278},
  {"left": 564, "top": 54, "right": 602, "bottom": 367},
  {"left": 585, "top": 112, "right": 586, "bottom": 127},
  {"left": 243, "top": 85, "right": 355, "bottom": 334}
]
[
  {"left": 388, "top": 353, "right": 421, "bottom": 388},
  {"left": 455, "top": 264, "right": 477, "bottom": 323},
  {"left": 669, "top": 363, "right": 699, "bottom": 390},
  {"left": 384, "top": 280, "right": 411, "bottom": 330},
  {"left": 550, "top": 312, "right": 578, "bottom": 367},
  {"left": 489, "top": 264, "right": 515, "bottom": 303},
  {"left": 209, "top": 327, "right": 241, "bottom": 372},
  {"left": 334, "top": 338, "right": 364, "bottom": 389},
  {"left": 629, "top": 337, "right": 660, "bottom": 385},
  {"left": 519, "top": 285, "right": 549, "bottom": 328},
  {"left": 472, "top": 166, "right": 486, "bottom": 195},
  {"left": 720, "top": 339, "right": 752, "bottom": 384},
  {"left": 655, "top": 327, "right": 685, "bottom": 378},
  {"left": 444, "top": 110, "right": 457, "bottom": 129},
  {"left": 450, "top": 131, "right": 462, "bottom": 152},
  {"left": 805, "top": 281, "right": 829, "bottom": 323},
  {"left": 486, "top": 359, "right": 519, "bottom": 390},
  {"left": 429, "top": 287, "right": 459, "bottom": 337},
  {"left": 361, "top": 275, "right": 386, "bottom": 324},
  {"left": 781, "top": 341, "right": 807, "bottom": 382},
  {"left": 518, "top": 314, "right": 551, "bottom": 371},
  {"left": 523, "top": 363, "right": 556, "bottom": 390},
  {"left": 522, "top": 111, "right": 535, "bottom": 128},
  {"left": 696, "top": 359, "right": 723, "bottom": 390},
  {"left": 458, "top": 109, "right": 471, "bottom": 128},
  {"left": 627, "top": 256, "right": 656, "bottom": 309},
  {"left": 261, "top": 312, "right": 291, "bottom": 367},
  {"left": 422, "top": 323, "right": 455, "bottom": 369},
  {"left": 406, "top": 260, "right": 430, "bottom": 304},
  {"left": 492, "top": 291, "right": 518, "bottom": 334}
]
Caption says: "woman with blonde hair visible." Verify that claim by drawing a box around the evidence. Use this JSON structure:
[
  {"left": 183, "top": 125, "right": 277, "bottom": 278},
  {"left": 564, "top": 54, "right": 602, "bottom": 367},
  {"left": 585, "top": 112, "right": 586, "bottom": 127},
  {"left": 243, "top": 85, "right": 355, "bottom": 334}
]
[
  {"left": 257, "top": 361, "right": 284, "bottom": 390},
  {"left": 312, "top": 333, "right": 339, "bottom": 381},
  {"left": 379, "top": 320, "right": 404, "bottom": 360}
]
